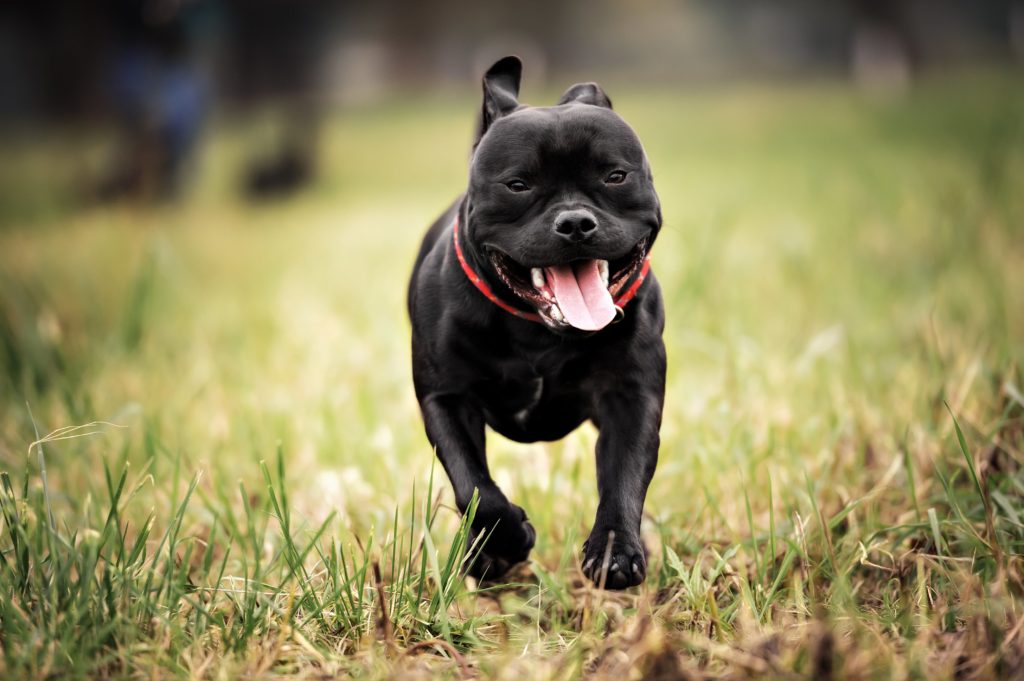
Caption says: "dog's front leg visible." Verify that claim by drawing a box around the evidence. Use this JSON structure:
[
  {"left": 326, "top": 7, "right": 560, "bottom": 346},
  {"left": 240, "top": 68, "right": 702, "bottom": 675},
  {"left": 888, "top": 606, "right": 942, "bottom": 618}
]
[
  {"left": 582, "top": 388, "right": 663, "bottom": 589},
  {"left": 419, "top": 393, "right": 536, "bottom": 580}
]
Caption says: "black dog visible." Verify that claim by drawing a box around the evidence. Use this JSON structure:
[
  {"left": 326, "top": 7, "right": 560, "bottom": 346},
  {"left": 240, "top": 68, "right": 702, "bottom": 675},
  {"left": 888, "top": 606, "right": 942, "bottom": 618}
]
[{"left": 407, "top": 56, "right": 664, "bottom": 589}]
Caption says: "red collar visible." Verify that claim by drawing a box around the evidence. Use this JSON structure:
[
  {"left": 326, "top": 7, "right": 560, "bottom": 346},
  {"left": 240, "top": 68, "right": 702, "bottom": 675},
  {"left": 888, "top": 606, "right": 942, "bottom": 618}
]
[{"left": 452, "top": 215, "right": 650, "bottom": 324}]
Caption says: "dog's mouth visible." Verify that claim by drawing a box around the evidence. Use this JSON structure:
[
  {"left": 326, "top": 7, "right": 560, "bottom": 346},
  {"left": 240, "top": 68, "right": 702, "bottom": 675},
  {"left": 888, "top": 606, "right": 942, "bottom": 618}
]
[{"left": 487, "top": 238, "right": 649, "bottom": 331}]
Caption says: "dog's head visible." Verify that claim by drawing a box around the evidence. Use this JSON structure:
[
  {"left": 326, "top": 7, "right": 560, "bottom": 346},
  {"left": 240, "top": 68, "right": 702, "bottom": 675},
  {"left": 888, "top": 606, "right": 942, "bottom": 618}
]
[{"left": 464, "top": 56, "right": 661, "bottom": 333}]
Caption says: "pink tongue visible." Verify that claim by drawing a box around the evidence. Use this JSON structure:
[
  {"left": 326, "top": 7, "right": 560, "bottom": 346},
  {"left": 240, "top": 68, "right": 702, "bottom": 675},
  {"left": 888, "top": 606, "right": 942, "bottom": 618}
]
[{"left": 544, "top": 260, "right": 616, "bottom": 331}]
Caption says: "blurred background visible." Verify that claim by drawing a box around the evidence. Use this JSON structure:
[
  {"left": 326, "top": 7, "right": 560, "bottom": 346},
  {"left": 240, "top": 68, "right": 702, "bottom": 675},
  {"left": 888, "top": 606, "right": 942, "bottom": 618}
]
[{"left": 1, "top": 0, "right": 1023, "bottom": 215}]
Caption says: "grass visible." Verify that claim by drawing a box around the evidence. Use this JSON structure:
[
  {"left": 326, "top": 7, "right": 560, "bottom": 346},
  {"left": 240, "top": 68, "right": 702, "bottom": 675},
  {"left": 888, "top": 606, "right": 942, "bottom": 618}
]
[{"left": 1, "top": 73, "right": 1023, "bottom": 679}]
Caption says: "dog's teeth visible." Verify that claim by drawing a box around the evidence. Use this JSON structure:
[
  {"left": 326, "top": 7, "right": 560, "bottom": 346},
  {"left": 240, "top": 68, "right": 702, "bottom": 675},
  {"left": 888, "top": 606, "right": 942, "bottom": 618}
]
[
  {"left": 597, "top": 259, "right": 609, "bottom": 286},
  {"left": 549, "top": 305, "right": 565, "bottom": 323},
  {"left": 531, "top": 267, "right": 545, "bottom": 289}
]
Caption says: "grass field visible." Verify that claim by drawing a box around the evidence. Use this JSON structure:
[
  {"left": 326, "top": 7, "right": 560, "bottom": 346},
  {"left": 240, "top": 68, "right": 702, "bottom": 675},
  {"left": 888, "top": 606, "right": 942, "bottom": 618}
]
[{"left": 1, "top": 74, "right": 1023, "bottom": 679}]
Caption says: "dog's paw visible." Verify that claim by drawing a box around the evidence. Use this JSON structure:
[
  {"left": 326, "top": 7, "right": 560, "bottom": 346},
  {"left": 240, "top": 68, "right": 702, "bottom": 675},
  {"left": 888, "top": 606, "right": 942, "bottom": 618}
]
[
  {"left": 581, "top": 528, "right": 646, "bottom": 590},
  {"left": 465, "top": 503, "right": 536, "bottom": 581}
]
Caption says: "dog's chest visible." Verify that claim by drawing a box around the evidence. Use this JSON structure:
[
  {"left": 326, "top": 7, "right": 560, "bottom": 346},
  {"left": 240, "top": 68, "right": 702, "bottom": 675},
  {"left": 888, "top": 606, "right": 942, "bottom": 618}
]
[
  {"left": 477, "top": 367, "right": 546, "bottom": 418},
  {"left": 512, "top": 376, "right": 544, "bottom": 426},
  {"left": 475, "top": 350, "right": 581, "bottom": 422}
]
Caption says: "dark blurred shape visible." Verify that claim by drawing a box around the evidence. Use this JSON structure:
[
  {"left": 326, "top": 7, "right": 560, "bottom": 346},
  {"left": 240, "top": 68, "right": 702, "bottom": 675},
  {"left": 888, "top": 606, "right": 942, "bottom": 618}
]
[
  {"left": 94, "top": 0, "right": 212, "bottom": 201},
  {"left": 848, "top": 0, "right": 913, "bottom": 93},
  {"left": 227, "top": 0, "right": 337, "bottom": 201},
  {"left": 1010, "top": 0, "right": 1024, "bottom": 62},
  {"left": 243, "top": 111, "right": 318, "bottom": 200},
  {"left": 243, "top": 143, "right": 315, "bottom": 200}
]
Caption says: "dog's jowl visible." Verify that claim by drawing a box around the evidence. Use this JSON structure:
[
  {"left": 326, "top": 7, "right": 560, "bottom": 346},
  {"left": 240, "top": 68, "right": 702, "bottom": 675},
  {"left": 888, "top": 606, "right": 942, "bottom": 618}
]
[{"left": 407, "top": 56, "right": 665, "bottom": 589}]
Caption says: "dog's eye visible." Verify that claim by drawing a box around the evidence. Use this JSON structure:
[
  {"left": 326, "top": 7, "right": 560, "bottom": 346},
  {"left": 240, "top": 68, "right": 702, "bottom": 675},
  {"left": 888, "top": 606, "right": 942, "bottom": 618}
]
[
  {"left": 605, "top": 170, "right": 628, "bottom": 185},
  {"left": 505, "top": 179, "right": 530, "bottom": 193}
]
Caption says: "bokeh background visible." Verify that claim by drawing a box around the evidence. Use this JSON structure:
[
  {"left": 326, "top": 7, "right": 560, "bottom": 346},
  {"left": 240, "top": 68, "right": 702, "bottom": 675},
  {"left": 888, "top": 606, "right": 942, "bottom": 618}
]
[
  {"left": 1, "top": 2, "right": 1023, "bottom": 679},
  {"left": 2, "top": 0, "right": 1024, "bottom": 216}
]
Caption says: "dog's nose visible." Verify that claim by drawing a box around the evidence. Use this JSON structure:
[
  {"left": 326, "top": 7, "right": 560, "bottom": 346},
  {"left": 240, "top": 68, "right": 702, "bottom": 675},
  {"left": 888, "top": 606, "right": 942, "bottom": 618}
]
[{"left": 553, "top": 209, "right": 598, "bottom": 241}]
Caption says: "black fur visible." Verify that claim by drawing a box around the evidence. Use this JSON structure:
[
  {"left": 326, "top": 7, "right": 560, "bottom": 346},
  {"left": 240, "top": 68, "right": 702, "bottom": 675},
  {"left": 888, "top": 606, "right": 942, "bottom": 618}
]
[{"left": 407, "top": 56, "right": 665, "bottom": 589}]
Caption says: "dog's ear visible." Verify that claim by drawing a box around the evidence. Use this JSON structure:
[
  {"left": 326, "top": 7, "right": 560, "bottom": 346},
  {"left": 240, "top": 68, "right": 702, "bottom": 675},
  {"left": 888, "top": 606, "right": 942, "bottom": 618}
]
[
  {"left": 557, "top": 82, "right": 613, "bottom": 109},
  {"left": 477, "top": 56, "right": 522, "bottom": 143}
]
